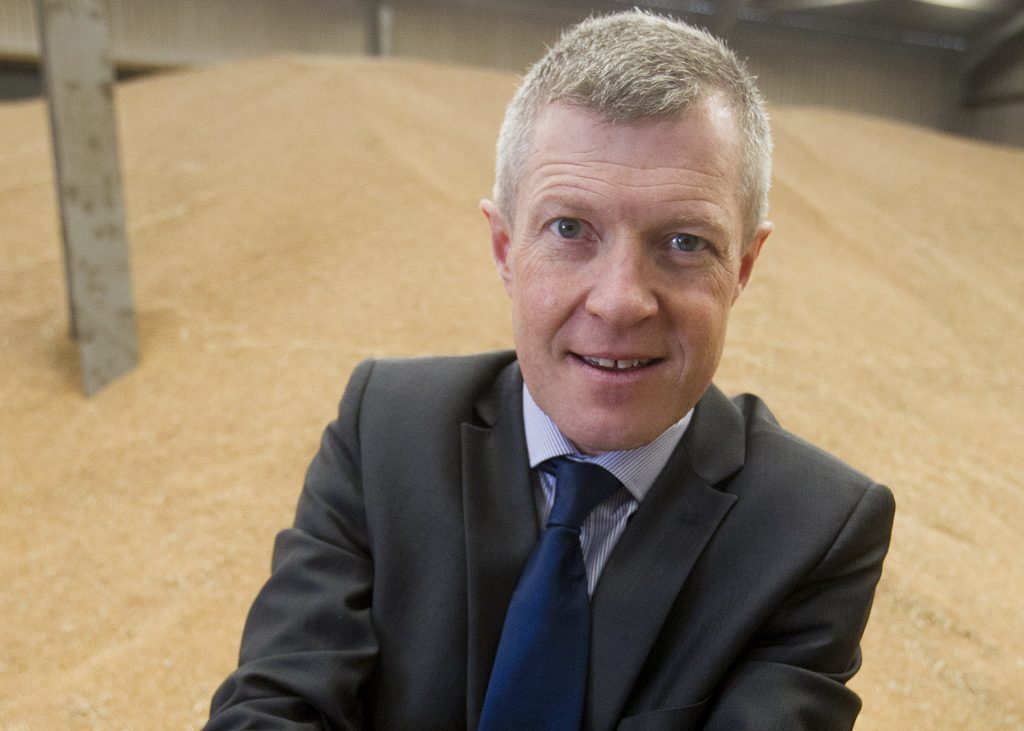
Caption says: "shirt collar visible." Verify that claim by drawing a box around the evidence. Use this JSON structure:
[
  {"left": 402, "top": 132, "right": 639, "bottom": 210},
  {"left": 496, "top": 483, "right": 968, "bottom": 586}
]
[{"left": 522, "top": 384, "right": 692, "bottom": 503}]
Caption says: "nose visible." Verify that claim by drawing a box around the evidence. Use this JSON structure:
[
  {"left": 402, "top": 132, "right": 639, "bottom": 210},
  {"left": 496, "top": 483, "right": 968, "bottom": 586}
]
[{"left": 584, "top": 240, "right": 658, "bottom": 328}]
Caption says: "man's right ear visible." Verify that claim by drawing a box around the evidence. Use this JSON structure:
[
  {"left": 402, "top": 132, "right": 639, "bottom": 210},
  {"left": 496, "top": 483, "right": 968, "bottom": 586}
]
[{"left": 480, "top": 199, "right": 513, "bottom": 291}]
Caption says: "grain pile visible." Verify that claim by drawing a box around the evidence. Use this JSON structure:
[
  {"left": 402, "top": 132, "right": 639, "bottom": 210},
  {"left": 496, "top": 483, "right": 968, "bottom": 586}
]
[{"left": 1, "top": 56, "right": 1021, "bottom": 729}]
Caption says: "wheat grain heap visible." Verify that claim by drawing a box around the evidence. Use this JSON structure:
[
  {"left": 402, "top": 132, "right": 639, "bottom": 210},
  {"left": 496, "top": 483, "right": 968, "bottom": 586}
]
[{"left": 1, "top": 56, "right": 1022, "bottom": 729}]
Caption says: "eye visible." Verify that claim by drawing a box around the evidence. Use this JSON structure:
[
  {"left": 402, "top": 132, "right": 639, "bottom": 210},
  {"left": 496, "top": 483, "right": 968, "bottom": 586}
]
[
  {"left": 669, "top": 233, "right": 710, "bottom": 253},
  {"left": 548, "top": 217, "right": 584, "bottom": 239}
]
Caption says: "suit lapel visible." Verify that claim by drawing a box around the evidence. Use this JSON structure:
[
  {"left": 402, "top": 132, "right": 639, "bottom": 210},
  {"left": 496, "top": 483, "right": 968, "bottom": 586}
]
[
  {"left": 461, "top": 361, "right": 537, "bottom": 728},
  {"left": 586, "top": 385, "right": 747, "bottom": 729}
]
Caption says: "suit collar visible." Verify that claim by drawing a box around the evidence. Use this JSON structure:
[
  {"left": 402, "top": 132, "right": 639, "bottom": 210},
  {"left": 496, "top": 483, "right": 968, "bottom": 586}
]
[
  {"left": 470, "top": 362, "right": 744, "bottom": 483},
  {"left": 521, "top": 383, "right": 694, "bottom": 504},
  {"left": 462, "top": 360, "right": 535, "bottom": 728},
  {"left": 682, "top": 383, "right": 747, "bottom": 486},
  {"left": 585, "top": 384, "right": 746, "bottom": 728},
  {"left": 470, "top": 355, "right": 520, "bottom": 428}
]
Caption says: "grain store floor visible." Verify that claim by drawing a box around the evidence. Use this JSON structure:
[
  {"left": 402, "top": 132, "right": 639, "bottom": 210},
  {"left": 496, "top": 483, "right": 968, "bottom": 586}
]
[{"left": 1, "top": 56, "right": 1022, "bottom": 729}]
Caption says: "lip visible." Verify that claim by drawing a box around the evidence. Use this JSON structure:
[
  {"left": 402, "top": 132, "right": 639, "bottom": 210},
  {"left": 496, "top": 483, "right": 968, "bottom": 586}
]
[{"left": 571, "top": 352, "right": 663, "bottom": 378}]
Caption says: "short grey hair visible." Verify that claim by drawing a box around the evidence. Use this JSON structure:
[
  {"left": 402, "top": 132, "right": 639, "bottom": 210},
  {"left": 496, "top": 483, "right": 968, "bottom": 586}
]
[{"left": 494, "top": 10, "right": 772, "bottom": 241}]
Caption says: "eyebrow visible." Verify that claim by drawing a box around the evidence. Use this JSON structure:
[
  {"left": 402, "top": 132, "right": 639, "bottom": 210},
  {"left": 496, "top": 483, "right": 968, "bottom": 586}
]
[
  {"left": 661, "top": 209, "right": 732, "bottom": 239},
  {"left": 531, "top": 190, "right": 733, "bottom": 236}
]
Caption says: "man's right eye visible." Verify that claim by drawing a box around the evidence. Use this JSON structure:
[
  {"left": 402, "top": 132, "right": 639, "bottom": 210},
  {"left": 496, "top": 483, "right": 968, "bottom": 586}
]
[{"left": 549, "top": 218, "right": 583, "bottom": 239}]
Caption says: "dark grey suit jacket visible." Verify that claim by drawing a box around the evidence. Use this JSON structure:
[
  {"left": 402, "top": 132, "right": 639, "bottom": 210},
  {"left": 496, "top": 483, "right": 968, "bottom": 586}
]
[{"left": 207, "top": 351, "right": 894, "bottom": 730}]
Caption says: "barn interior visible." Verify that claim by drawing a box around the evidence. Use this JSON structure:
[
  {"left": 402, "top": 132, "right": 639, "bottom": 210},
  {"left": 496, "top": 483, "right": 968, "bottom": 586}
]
[{"left": 1, "top": 1, "right": 1022, "bottom": 728}]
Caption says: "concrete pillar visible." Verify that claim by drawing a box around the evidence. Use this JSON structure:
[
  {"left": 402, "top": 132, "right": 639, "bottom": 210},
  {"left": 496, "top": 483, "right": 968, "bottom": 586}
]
[{"left": 36, "top": 0, "right": 138, "bottom": 395}]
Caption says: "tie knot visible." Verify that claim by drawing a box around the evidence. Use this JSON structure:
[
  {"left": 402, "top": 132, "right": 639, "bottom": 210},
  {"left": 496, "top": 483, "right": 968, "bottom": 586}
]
[{"left": 545, "top": 457, "right": 623, "bottom": 529}]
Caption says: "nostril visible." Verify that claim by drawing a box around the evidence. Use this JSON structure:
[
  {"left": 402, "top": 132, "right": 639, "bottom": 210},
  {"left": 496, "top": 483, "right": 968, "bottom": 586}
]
[{"left": 584, "top": 279, "right": 658, "bottom": 326}]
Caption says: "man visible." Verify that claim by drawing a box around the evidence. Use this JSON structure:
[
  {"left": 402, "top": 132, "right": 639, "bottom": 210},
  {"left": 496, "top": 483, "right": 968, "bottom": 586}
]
[{"left": 207, "top": 10, "right": 894, "bottom": 730}]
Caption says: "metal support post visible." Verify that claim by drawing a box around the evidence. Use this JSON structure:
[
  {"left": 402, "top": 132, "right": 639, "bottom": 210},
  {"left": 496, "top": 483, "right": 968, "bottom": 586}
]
[{"left": 36, "top": 0, "right": 138, "bottom": 395}]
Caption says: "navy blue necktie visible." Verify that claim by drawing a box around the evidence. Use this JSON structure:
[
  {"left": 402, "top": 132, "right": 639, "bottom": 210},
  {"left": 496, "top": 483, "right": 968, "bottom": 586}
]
[{"left": 478, "top": 458, "right": 623, "bottom": 730}]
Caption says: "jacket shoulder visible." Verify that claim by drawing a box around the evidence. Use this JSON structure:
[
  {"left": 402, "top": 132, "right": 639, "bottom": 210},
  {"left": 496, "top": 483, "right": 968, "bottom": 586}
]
[
  {"left": 366, "top": 350, "right": 516, "bottom": 390},
  {"left": 355, "top": 350, "right": 515, "bottom": 412},
  {"left": 732, "top": 393, "right": 873, "bottom": 483},
  {"left": 341, "top": 350, "right": 519, "bottom": 450},
  {"left": 727, "top": 392, "right": 890, "bottom": 524}
]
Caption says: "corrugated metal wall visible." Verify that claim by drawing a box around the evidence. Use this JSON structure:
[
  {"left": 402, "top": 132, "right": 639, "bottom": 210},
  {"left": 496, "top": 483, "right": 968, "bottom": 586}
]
[
  {"left": 383, "top": 1, "right": 1023, "bottom": 148},
  {"left": 385, "top": 1, "right": 961, "bottom": 138},
  {"left": 387, "top": 0, "right": 585, "bottom": 75},
  {"left": 731, "top": 24, "right": 958, "bottom": 132},
  {"left": 0, "top": 0, "right": 366, "bottom": 67},
  {"left": 1, "top": 0, "right": 1020, "bottom": 148},
  {"left": 0, "top": 0, "right": 37, "bottom": 60}
]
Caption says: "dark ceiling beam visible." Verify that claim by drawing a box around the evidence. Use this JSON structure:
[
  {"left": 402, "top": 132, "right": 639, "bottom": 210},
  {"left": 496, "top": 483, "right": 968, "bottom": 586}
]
[
  {"left": 752, "top": 0, "right": 873, "bottom": 12},
  {"left": 451, "top": 0, "right": 718, "bottom": 27}
]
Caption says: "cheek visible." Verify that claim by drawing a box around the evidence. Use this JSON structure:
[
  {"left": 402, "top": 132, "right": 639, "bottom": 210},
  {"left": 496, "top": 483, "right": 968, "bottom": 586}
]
[
  {"left": 668, "top": 287, "right": 734, "bottom": 353},
  {"left": 689, "top": 266, "right": 740, "bottom": 320},
  {"left": 508, "top": 271, "right": 558, "bottom": 349},
  {"left": 512, "top": 253, "right": 577, "bottom": 318}
]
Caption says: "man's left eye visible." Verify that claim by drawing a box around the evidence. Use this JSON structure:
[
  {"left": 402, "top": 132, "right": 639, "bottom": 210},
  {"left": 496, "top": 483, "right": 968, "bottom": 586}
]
[{"left": 669, "top": 233, "right": 710, "bottom": 252}]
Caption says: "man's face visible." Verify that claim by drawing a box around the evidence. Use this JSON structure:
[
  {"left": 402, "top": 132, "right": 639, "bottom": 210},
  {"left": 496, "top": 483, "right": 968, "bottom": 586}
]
[{"left": 483, "top": 99, "right": 770, "bottom": 454}]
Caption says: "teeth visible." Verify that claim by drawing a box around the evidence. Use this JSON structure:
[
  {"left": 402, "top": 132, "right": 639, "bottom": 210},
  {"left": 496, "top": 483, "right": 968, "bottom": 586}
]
[{"left": 585, "top": 356, "right": 652, "bottom": 370}]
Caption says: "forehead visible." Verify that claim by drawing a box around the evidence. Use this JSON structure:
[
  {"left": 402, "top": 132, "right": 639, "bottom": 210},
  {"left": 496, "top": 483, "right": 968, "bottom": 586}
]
[{"left": 516, "top": 100, "right": 744, "bottom": 231}]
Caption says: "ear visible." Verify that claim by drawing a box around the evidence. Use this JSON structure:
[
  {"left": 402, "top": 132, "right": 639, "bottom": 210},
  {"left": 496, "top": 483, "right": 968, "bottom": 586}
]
[
  {"left": 481, "top": 199, "right": 514, "bottom": 292},
  {"left": 733, "top": 220, "right": 772, "bottom": 303}
]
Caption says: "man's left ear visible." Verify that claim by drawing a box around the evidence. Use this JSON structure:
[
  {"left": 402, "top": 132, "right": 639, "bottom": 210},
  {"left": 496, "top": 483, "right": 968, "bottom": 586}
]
[{"left": 734, "top": 221, "right": 772, "bottom": 303}]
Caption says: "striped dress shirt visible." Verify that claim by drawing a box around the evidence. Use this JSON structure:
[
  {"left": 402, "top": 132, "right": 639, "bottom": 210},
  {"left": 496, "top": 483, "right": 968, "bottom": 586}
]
[{"left": 522, "top": 386, "right": 693, "bottom": 596}]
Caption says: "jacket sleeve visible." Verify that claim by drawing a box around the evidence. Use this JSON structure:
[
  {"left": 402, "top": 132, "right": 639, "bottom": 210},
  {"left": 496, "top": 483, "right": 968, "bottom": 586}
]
[
  {"left": 205, "top": 361, "right": 379, "bottom": 730},
  {"left": 702, "top": 481, "right": 896, "bottom": 730}
]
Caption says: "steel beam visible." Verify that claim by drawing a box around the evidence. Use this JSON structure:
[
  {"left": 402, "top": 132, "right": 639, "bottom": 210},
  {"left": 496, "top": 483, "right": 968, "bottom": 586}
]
[
  {"left": 754, "top": 0, "right": 872, "bottom": 12},
  {"left": 36, "top": 0, "right": 138, "bottom": 396}
]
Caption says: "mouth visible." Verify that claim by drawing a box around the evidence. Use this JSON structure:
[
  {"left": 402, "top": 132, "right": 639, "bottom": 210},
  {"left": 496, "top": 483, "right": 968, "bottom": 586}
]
[{"left": 578, "top": 355, "right": 658, "bottom": 371}]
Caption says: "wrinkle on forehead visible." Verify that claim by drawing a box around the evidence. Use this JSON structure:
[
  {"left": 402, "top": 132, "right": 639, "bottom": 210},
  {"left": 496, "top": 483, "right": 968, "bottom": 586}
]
[
  {"left": 528, "top": 177, "right": 733, "bottom": 212},
  {"left": 526, "top": 161, "right": 734, "bottom": 198},
  {"left": 523, "top": 163, "right": 739, "bottom": 233},
  {"left": 510, "top": 100, "right": 746, "bottom": 239}
]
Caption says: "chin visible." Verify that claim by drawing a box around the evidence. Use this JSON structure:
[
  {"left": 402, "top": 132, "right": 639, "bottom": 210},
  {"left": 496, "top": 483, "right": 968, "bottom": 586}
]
[{"left": 569, "top": 424, "right": 663, "bottom": 456}]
